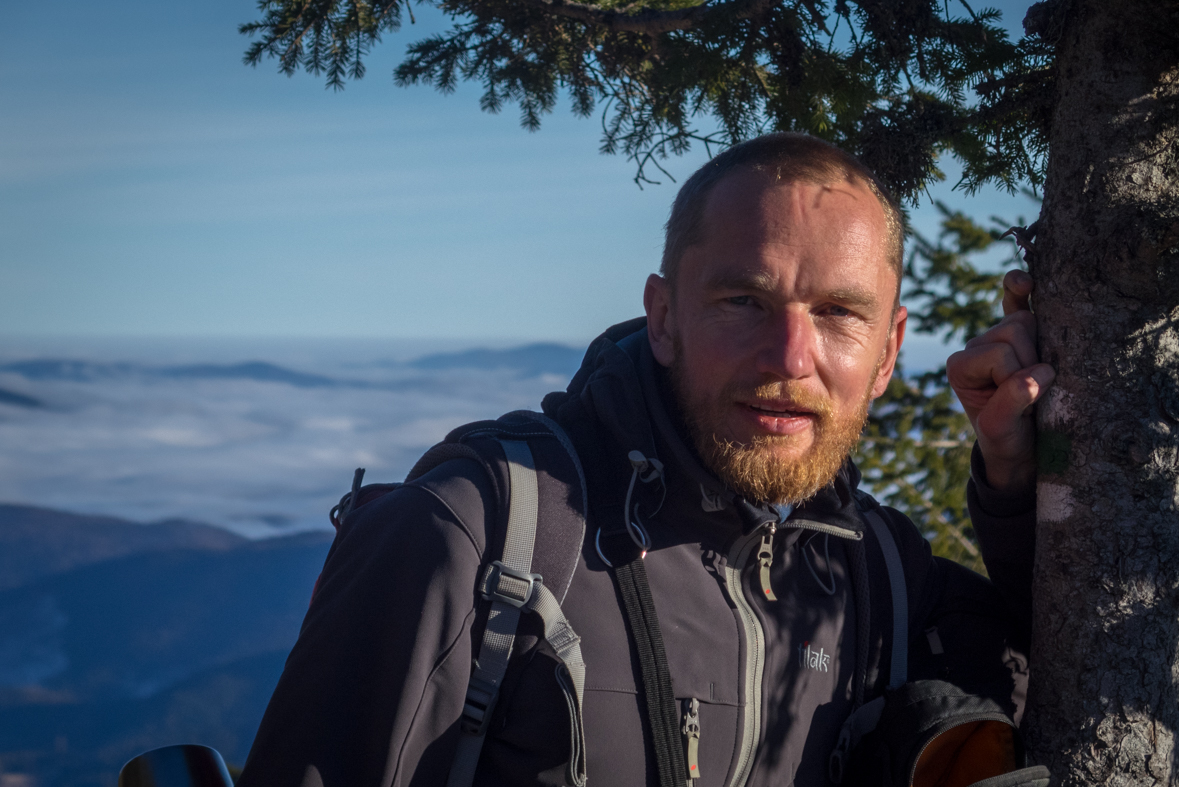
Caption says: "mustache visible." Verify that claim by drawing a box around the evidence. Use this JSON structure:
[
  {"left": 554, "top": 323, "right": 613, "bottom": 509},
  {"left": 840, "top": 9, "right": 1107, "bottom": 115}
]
[{"left": 730, "top": 380, "right": 833, "bottom": 418}]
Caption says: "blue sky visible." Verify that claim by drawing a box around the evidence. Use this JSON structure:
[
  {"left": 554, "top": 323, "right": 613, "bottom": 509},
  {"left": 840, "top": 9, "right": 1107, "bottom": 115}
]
[{"left": 1, "top": 0, "right": 1040, "bottom": 343}]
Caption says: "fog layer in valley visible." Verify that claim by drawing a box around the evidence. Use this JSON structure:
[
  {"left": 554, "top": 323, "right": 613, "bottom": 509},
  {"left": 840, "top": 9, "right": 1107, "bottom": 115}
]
[{"left": 0, "top": 338, "right": 585, "bottom": 538}]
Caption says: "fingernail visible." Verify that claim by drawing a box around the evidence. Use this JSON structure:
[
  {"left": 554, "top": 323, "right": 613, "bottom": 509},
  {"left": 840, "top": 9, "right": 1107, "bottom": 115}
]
[{"left": 1032, "top": 365, "right": 1056, "bottom": 385}]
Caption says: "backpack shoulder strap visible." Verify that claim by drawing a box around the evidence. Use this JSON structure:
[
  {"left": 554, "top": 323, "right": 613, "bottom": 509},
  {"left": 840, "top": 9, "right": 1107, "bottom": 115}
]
[
  {"left": 830, "top": 499, "right": 910, "bottom": 782},
  {"left": 851, "top": 490, "right": 908, "bottom": 691},
  {"left": 446, "top": 412, "right": 588, "bottom": 787},
  {"left": 862, "top": 506, "right": 909, "bottom": 690}
]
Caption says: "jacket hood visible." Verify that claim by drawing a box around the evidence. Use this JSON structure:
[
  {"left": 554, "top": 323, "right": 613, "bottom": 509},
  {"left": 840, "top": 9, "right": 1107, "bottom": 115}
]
[{"left": 543, "top": 318, "right": 866, "bottom": 541}]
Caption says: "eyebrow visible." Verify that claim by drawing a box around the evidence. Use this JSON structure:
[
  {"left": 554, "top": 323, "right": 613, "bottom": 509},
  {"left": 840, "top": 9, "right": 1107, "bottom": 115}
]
[
  {"left": 703, "top": 272, "right": 882, "bottom": 311},
  {"left": 826, "top": 286, "right": 880, "bottom": 311},
  {"left": 702, "top": 269, "right": 778, "bottom": 293}
]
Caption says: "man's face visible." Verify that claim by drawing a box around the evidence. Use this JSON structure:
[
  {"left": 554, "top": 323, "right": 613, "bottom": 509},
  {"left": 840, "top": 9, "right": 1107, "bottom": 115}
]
[{"left": 644, "top": 171, "right": 906, "bottom": 505}]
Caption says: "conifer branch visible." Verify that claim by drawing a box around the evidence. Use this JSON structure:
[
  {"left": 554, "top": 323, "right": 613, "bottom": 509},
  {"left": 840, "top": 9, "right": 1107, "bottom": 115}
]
[{"left": 511, "top": 0, "right": 774, "bottom": 34}]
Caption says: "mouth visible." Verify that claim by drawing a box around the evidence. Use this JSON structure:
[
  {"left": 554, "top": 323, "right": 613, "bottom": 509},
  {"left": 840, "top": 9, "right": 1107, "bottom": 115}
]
[
  {"left": 737, "top": 398, "right": 821, "bottom": 438},
  {"left": 744, "top": 401, "right": 816, "bottom": 419}
]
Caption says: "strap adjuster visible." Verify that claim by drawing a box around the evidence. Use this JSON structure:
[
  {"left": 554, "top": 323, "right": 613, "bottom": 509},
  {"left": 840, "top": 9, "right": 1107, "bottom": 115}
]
[
  {"left": 480, "top": 561, "right": 542, "bottom": 609},
  {"left": 459, "top": 673, "right": 499, "bottom": 735}
]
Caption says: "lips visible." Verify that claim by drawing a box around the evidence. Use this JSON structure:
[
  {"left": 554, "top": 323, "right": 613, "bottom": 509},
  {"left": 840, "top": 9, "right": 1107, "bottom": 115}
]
[
  {"left": 746, "top": 402, "right": 815, "bottom": 418},
  {"left": 739, "top": 399, "right": 821, "bottom": 438}
]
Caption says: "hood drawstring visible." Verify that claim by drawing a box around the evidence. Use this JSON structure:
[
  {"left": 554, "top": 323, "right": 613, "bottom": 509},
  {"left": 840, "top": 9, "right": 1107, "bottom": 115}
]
[
  {"left": 622, "top": 450, "right": 665, "bottom": 556},
  {"left": 598, "top": 450, "right": 665, "bottom": 566},
  {"left": 802, "top": 532, "right": 838, "bottom": 596}
]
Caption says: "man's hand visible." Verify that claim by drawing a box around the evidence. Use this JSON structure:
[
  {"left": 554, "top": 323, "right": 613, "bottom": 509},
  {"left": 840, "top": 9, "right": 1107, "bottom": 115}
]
[{"left": 946, "top": 271, "right": 1056, "bottom": 493}]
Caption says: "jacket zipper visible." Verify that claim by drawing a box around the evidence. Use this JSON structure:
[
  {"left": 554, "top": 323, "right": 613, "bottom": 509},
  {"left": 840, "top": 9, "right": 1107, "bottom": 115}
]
[
  {"left": 682, "top": 697, "right": 701, "bottom": 782},
  {"left": 757, "top": 524, "right": 777, "bottom": 601},
  {"left": 725, "top": 517, "right": 860, "bottom": 785},
  {"left": 724, "top": 524, "right": 771, "bottom": 787},
  {"left": 783, "top": 518, "right": 864, "bottom": 541},
  {"left": 760, "top": 518, "right": 862, "bottom": 602}
]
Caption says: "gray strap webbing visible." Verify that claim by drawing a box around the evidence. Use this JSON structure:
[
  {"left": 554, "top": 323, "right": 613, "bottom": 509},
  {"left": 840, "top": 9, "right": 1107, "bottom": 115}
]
[
  {"left": 447, "top": 440, "right": 538, "bottom": 787},
  {"left": 865, "top": 510, "right": 908, "bottom": 689},
  {"left": 527, "top": 583, "right": 587, "bottom": 786},
  {"left": 448, "top": 438, "right": 587, "bottom": 787}
]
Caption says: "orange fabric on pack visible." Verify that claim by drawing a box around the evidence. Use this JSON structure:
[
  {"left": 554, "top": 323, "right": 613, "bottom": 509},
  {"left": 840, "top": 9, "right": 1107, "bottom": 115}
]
[{"left": 912, "top": 720, "right": 1018, "bottom": 787}]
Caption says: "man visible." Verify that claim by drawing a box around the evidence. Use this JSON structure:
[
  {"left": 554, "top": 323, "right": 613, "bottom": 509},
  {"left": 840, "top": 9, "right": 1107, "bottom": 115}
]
[{"left": 238, "top": 133, "right": 1050, "bottom": 786}]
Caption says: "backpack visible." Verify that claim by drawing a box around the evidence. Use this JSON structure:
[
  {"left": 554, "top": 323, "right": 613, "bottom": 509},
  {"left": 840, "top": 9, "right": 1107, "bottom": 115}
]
[
  {"left": 329, "top": 410, "right": 590, "bottom": 787},
  {"left": 328, "top": 410, "right": 1047, "bottom": 787}
]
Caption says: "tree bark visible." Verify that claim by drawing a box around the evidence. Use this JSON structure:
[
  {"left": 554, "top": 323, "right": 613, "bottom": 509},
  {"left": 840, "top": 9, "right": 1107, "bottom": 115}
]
[{"left": 1025, "top": 1, "right": 1179, "bottom": 784}]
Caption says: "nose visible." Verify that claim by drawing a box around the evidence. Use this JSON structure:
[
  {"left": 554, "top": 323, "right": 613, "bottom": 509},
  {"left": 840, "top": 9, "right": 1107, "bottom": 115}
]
[{"left": 756, "top": 307, "right": 816, "bottom": 380}]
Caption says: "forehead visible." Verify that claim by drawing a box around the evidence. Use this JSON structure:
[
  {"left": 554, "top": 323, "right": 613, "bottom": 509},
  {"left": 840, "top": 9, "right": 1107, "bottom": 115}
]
[
  {"left": 687, "top": 169, "right": 893, "bottom": 290},
  {"left": 701, "top": 169, "right": 884, "bottom": 240}
]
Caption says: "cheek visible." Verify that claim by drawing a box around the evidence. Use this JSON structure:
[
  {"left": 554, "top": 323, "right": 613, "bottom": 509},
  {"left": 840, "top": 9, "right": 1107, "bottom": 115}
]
[
  {"left": 813, "top": 333, "right": 883, "bottom": 399},
  {"left": 680, "top": 321, "right": 741, "bottom": 369},
  {"left": 676, "top": 339, "right": 741, "bottom": 407}
]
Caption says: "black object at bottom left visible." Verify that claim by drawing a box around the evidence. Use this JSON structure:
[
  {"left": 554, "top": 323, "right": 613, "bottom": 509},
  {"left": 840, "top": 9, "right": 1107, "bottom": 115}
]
[{"left": 118, "top": 744, "right": 234, "bottom": 787}]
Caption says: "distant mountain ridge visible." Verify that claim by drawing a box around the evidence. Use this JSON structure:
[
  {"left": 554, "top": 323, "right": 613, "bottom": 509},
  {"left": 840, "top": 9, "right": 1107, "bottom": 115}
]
[
  {"left": 0, "top": 342, "right": 586, "bottom": 392},
  {"left": 0, "top": 504, "right": 333, "bottom": 786},
  {"left": 408, "top": 342, "right": 584, "bottom": 378},
  {"left": 0, "top": 505, "right": 244, "bottom": 591},
  {"left": 0, "top": 359, "right": 339, "bottom": 388},
  {"left": 0, "top": 387, "right": 41, "bottom": 408}
]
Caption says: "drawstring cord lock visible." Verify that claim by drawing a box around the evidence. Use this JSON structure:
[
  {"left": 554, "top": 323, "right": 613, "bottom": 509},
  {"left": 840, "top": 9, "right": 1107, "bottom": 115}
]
[
  {"left": 623, "top": 450, "right": 665, "bottom": 554},
  {"left": 628, "top": 450, "right": 664, "bottom": 483},
  {"left": 596, "top": 450, "right": 666, "bottom": 566}
]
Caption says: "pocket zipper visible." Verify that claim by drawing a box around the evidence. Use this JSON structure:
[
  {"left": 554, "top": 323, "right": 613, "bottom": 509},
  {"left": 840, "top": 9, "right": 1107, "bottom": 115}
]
[{"left": 682, "top": 697, "right": 701, "bottom": 781}]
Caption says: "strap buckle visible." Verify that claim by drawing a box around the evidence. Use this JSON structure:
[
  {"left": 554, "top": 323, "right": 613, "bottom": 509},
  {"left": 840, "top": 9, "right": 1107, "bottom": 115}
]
[
  {"left": 480, "top": 561, "right": 542, "bottom": 609},
  {"left": 459, "top": 673, "right": 500, "bottom": 735}
]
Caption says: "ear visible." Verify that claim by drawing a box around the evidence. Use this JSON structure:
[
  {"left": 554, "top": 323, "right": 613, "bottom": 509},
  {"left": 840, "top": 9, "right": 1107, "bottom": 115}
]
[
  {"left": 644, "top": 274, "right": 676, "bottom": 367},
  {"left": 870, "top": 305, "right": 907, "bottom": 399}
]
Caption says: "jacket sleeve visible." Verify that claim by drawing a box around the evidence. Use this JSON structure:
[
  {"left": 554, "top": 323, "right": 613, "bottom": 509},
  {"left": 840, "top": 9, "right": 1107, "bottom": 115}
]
[
  {"left": 966, "top": 443, "right": 1036, "bottom": 639},
  {"left": 237, "top": 459, "right": 493, "bottom": 787}
]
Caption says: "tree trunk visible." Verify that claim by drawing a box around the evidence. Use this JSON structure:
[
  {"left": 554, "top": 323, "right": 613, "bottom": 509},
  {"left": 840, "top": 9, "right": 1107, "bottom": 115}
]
[{"left": 1024, "top": 1, "right": 1179, "bottom": 784}]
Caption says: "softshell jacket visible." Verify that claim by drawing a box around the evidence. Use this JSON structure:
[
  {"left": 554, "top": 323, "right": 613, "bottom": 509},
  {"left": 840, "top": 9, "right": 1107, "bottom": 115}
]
[{"left": 238, "top": 318, "right": 1036, "bottom": 787}]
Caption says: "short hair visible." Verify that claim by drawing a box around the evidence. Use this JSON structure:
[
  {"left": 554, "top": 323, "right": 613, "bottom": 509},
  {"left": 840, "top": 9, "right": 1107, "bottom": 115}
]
[{"left": 660, "top": 133, "right": 904, "bottom": 305}]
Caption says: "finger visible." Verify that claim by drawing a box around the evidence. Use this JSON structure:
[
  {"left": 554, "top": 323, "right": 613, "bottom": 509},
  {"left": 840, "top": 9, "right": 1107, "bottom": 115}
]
[
  {"left": 948, "top": 341, "right": 1028, "bottom": 392},
  {"left": 1002, "top": 270, "right": 1034, "bottom": 316},
  {"left": 966, "top": 309, "right": 1036, "bottom": 348},
  {"left": 962, "top": 312, "right": 1038, "bottom": 368},
  {"left": 974, "top": 364, "right": 1056, "bottom": 442}
]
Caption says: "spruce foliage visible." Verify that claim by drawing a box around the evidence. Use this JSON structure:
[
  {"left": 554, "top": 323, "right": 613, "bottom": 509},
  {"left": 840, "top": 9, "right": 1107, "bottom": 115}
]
[
  {"left": 240, "top": 0, "right": 1053, "bottom": 199},
  {"left": 857, "top": 202, "right": 1027, "bottom": 574}
]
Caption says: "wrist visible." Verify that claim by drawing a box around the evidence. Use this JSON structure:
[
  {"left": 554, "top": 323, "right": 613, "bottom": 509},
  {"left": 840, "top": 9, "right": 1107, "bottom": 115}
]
[
  {"left": 984, "top": 461, "right": 1036, "bottom": 496},
  {"left": 970, "top": 443, "right": 1037, "bottom": 517}
]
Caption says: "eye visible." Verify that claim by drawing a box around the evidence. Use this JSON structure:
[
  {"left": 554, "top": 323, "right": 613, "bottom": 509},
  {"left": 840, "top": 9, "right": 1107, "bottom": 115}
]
[
  {"left": 726, "top": 295, "right": 754, "bottom": 306},
  {"left": 825, "top": 304, "right": 853, "bottom": 317}
]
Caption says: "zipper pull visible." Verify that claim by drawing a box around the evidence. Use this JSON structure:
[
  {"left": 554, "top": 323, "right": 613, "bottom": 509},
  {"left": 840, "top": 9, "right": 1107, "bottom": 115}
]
[
  {"left": 758, "top": 523, "right": 778, "bottom": 601},
  {"left": 682, "top": 697, "right": 701, "bottom": 782}
]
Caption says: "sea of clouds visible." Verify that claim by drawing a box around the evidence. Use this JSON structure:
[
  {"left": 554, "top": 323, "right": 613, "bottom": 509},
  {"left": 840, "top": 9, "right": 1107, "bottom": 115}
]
[{"left": 0, "top": 337, "right": 585, "bottom": 538}]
